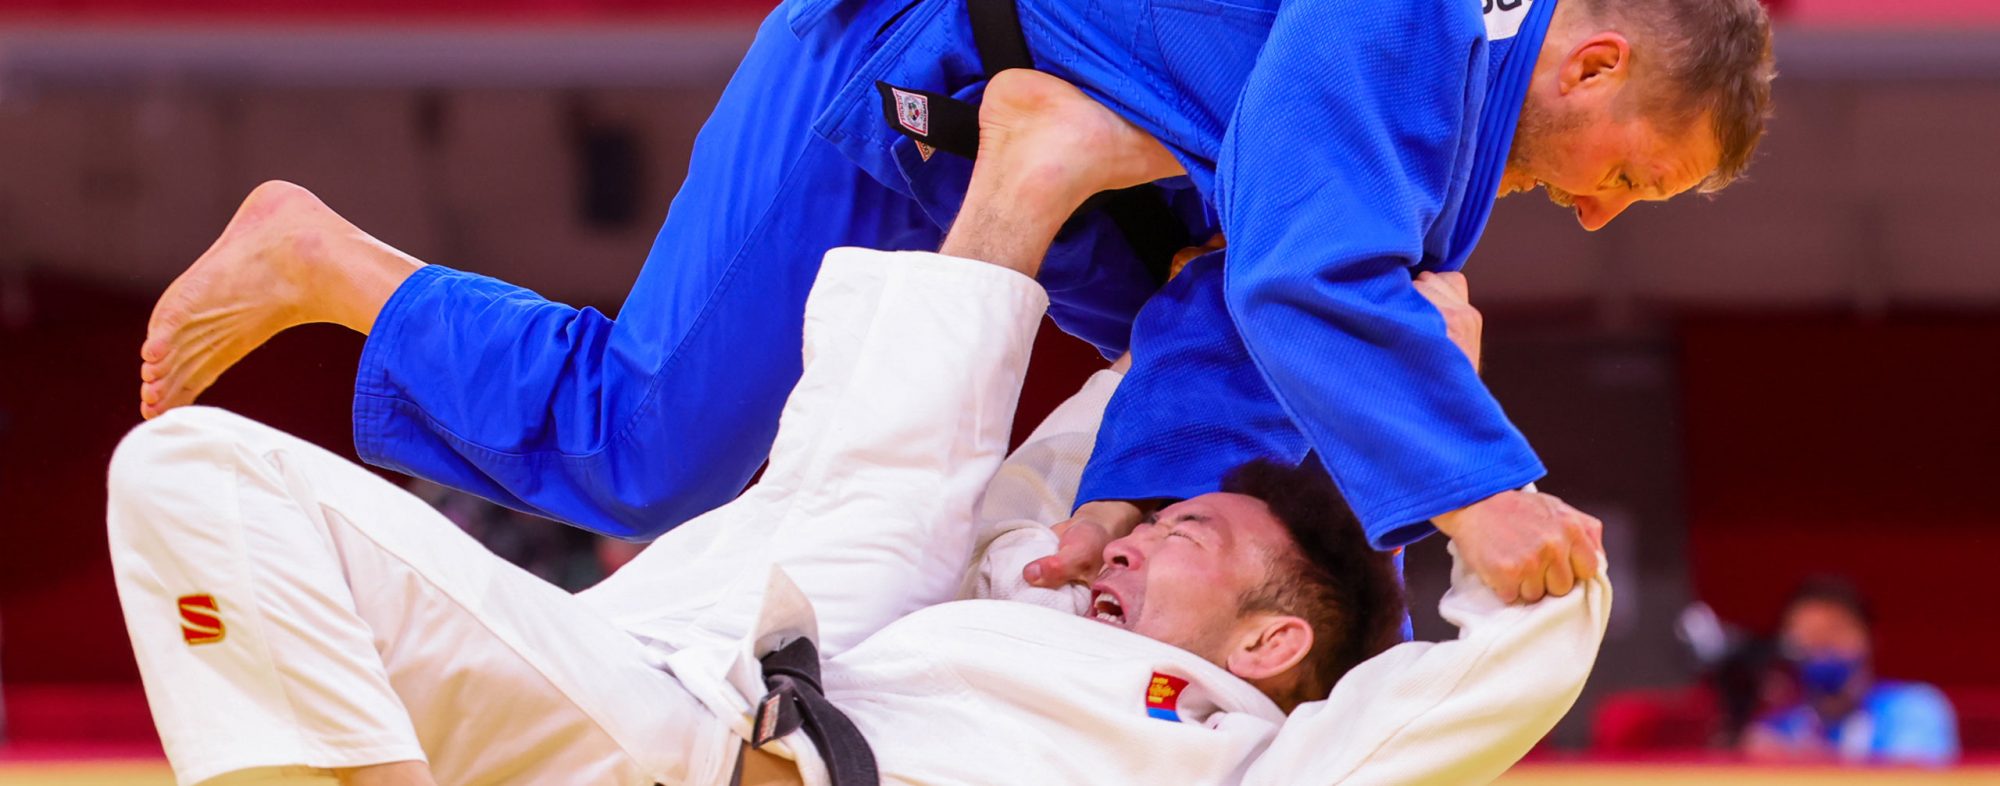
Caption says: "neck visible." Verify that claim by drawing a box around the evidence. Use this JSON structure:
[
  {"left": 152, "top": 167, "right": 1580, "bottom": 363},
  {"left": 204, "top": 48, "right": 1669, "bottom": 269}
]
[{"left": 1251, "top": 674, "right": 1307, "bottom": 715}]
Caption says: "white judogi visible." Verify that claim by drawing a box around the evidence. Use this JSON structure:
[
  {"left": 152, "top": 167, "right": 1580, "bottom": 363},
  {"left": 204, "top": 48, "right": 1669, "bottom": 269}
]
[{"left": 109, "top": 248, "right": 1610, "bottom": 786}]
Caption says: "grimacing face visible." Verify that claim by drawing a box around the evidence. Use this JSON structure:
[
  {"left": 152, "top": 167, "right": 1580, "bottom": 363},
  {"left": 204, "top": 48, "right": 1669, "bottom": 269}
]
[
  {"left": 1497, "top": 30, "right": 1725, "bottom": 231},
  {"left": 1086, "top": 493, "right": 1301, "bottom": 669}
]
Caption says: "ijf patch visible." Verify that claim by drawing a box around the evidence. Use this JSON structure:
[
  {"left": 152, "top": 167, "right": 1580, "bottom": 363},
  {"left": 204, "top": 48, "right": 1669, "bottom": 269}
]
[
  {"left": 178, "top": 593, "right": 225, "bottom": 646},
  {"left": 1145, "top": 672, "right": 1189, "bottom": 722},
  {"left": 891, "top": 87, "right": 930, "bottom": 136}
]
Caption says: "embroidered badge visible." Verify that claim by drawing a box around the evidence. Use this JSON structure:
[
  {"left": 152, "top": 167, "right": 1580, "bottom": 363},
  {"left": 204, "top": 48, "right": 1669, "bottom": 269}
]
[
  {"left": 178, "top": 594, "right": 225, "bottom": 646},
  {"left": 1146, "top": 672, "right": 1189, "bottom": 722},
  {"left": 891, "top": 87, "right": 930, "bottom": 136}
]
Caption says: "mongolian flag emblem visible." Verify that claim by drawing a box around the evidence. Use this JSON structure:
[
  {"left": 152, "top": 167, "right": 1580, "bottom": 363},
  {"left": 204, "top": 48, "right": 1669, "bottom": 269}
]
[
  {"left": 178, "top": 593, "right": 226, "bottom": 646},
  {"left": 1145, "top": 672, "right": 1188, "bottom": 722}
]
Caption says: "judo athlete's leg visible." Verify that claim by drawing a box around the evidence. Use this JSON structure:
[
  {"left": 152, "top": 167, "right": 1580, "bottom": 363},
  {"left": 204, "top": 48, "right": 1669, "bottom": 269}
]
[
  {"left": 582, "top": 69, "right": 1180, "bottom": 656},
  {"left": 138, "top": 1, "right": 938, "bottom": 538},
  {"left": 108, "top": 408, "right": 736, "bottom": 786}
]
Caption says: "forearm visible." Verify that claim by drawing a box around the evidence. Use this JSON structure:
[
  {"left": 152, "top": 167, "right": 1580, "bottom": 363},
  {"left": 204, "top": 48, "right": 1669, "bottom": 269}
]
[
  {"left": 978, "top": 368, "right": 1127, "bottom": 528},
  {"left": 757, "top": 249, "right": 1048, "bottom": 493},
  {"left": 1246, "top": 546, "right": 1611, "bottom": 784}
]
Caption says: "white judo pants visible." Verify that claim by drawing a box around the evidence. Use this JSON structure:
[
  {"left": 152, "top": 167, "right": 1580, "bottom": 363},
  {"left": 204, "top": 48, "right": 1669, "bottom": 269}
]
[{"left": 107, "top": 249, "right": 1048, "bottom": 786}]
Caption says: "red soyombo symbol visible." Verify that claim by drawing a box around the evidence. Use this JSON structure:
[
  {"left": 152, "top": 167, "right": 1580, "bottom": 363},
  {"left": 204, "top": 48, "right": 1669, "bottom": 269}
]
[
  {"left": 178, "top": 594, "right": 226, "bottom": 645},
  {"left": 1145, "top": 672, "right": 1188, "bottom": 722}
]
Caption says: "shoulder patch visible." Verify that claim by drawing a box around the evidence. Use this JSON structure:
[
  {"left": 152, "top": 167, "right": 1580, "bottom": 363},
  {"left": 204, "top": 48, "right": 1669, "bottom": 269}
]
[{"left": 1146, "top": 672, "right": 1189, "bottom": 722}]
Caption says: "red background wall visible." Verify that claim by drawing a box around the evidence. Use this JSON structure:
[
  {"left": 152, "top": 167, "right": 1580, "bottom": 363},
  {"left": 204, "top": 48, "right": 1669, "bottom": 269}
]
[
  {"left": 0, "top": 274, "right": 364, "bottom": 687},
  {"left": 1680, "top": 316, "right": 2000, "bottom": 689}
]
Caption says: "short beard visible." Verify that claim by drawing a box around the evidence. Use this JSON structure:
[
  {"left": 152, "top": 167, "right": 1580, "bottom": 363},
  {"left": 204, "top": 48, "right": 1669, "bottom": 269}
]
[{"left": 1506, "top": 94, "right": 1587, "bottom": 208}]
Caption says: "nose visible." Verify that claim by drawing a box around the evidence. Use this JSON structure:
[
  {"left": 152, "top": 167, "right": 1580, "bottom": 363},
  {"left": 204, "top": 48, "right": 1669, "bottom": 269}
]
[
  {"left": 1102, "top": 534, "right": 1144, "bottom": 572},
  {"left": 1575, "top": 192, "right": 1637, "bottom": 231}
]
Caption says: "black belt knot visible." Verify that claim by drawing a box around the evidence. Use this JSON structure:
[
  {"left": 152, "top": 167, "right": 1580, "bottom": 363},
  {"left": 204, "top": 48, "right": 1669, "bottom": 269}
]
[{"left": 728, "top": 637, "right": 879, "bottom": 786}]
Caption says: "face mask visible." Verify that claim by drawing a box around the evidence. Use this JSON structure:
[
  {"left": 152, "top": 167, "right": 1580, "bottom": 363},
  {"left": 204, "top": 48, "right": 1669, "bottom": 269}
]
[{"left": 1796, "top": 655, "right": 1862, "bottom": 697}]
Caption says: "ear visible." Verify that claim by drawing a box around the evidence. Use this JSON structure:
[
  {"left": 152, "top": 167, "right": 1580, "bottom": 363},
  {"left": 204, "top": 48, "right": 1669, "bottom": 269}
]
[
  {"left": 1224, "top": 614, "right": 1314, "bottom": 684},
  {"left": 1558, "top": 32, "right": 1633, "bottom": 96}
]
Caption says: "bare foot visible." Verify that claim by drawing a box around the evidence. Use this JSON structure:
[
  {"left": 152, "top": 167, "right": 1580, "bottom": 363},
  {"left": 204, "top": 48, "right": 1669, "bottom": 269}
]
[
  {"left": 941, "top": 70, "right": 1185, "bottom": 273},
  {"left": 976, "top": 69, "right": 1184, "bottom": 208},
  {"left": 138, "top": 181, "right": 417, "bottom": 419}
]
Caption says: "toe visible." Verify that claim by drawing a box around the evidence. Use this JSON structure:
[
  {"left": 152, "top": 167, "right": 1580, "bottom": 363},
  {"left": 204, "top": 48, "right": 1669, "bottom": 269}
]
[{"left": 139, "top": 324, "right": 177, "bottom": 363}]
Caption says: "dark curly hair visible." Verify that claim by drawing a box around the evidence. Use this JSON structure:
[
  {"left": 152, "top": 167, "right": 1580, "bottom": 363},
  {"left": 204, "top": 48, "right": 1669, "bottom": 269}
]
[{"left": 1221, "top": 457, "right": 1407, "bottom": 708}]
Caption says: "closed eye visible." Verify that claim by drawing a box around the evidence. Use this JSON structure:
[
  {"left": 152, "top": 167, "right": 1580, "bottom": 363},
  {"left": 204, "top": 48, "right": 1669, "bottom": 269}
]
[{"left": 1164, "top": 524, "right": 1206, "bottom": 547}]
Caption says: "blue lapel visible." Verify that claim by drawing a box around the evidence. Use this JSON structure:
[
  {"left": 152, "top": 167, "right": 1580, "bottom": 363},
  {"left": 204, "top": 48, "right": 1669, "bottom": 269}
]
[{"left": 1442, "top": 0, "right": 1559, "bottom": 271}]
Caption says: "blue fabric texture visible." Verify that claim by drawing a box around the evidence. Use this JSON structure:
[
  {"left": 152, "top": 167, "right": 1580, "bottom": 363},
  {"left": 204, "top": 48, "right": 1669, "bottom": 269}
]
[
  {"left": 356, "top": 0, "right": 1555, "bottom": 543},
  {"left": 1756, "top": 681, "right": 1961, "bottom": 765},
  {"left": 1076, "top": 0, "right": 1555, "bottom": 545}
]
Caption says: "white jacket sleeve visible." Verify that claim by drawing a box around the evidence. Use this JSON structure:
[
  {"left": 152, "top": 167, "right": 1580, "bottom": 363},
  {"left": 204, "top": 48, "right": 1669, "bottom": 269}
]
[
  {"left": 960, "top": 369, "right": 1124, "bottom": 612},
  {"left": 1243, "top": 544, "right": 1612, "bottom": 785},
  {"left": 594, "top": 248, "right": 1052, "bottom": 660}
]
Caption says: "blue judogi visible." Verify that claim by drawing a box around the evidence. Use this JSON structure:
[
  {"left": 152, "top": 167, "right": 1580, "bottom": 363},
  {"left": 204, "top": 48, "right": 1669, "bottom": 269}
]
[{"left": 355, "top": 0, "right": 1554, "bottom": 545}]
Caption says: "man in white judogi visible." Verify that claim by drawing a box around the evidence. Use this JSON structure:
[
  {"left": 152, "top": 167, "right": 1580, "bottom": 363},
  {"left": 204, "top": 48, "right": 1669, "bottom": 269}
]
[{"left": 109, "top": 73, "right": 1610, "bottom": 786}]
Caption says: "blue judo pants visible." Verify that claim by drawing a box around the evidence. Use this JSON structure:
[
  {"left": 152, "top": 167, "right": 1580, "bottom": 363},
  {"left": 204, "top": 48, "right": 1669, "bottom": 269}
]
[{"left": 353, "top": 0, "right": 1152, "bottom": 538}]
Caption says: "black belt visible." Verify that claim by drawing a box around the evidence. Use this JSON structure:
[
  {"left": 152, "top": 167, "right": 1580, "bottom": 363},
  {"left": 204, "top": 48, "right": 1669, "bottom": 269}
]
[
  {"left": 726, "top": 637, "right": 879, "bottom": 786},
  {"left": 875, "top": 0, "right": 1191, "bottom": 285}
]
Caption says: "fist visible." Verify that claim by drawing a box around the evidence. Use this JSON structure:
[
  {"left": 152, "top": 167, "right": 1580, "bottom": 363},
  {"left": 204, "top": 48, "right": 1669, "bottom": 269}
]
[
  {"left": 1024, "top": 500, "right": 1145, "bottom": 589},
  {"left": 1433, "top": 489, "right": 1604, "bottom": 603}
]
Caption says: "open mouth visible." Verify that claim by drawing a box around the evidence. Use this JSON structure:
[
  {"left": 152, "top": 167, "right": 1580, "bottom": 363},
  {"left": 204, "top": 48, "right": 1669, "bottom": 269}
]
[{"left": 1090, "top": 588, "right": 1126, "bottom": 627}]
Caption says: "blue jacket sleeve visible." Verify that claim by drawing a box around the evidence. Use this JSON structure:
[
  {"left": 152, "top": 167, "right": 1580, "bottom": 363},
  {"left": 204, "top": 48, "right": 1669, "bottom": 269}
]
[
  {"left": 1218, "top": 0, "right": 1543, "bottom": 539},
  {"left": 1077, "top": 253, "right": 1312, "bottom": 506},
  {"left": 1082, "top": 0, "right": 1543, "bottom": 546}
]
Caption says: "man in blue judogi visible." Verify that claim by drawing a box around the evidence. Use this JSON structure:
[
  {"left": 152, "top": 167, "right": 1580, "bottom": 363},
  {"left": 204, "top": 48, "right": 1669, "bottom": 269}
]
[{"left": 139, "top": 0, "right": 1774, "bottom": 600}]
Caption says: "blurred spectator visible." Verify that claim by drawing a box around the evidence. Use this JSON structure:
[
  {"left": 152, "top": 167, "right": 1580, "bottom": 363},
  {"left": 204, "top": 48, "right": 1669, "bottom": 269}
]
[
  {"left": 1590, "top": 603, "right": 1786, "bottom": 754},
  {"left": 1743, "top": 577, "right": 1959, "bottom": 766}
]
